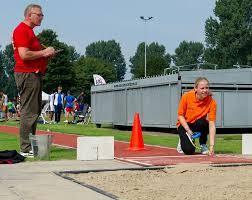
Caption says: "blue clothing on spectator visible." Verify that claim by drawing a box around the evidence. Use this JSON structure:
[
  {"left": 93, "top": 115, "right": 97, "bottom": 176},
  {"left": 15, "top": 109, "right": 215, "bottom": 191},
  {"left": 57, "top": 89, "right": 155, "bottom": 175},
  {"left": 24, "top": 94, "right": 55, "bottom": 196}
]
[
  {"left": 57, "top": 93, "right": 62, "bottom": 105},
  {"left": 54, "top": 92, "right": 64, "bottom": 123},
  {"left": 65, "top": 95, "right": 75, "bottom": 108}
]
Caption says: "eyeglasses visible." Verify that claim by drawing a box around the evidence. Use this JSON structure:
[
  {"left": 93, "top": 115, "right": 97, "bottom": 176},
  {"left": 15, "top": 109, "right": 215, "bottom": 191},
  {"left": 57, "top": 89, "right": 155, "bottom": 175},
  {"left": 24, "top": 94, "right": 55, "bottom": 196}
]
[{"left": 31, "top": 13, "right": 44, "bottom": 17}]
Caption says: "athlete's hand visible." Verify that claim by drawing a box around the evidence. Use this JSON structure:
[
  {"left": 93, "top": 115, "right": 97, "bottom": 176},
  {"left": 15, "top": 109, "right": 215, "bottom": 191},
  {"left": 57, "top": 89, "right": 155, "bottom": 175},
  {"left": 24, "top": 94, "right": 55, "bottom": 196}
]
[
  {"left": 43, "top": 47, "right": 56, "bottom": 57},
  {"left": 209, "top": 145, "right": 214, "bottom": 156},
  {"left": 187, "top": 129, "right": 193, "bottom": 135}
]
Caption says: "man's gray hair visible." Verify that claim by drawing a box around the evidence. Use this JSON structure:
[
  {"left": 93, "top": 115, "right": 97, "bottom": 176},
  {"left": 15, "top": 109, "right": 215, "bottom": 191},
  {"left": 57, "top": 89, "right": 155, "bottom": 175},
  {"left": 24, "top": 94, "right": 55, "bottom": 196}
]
[{"left": 24, "top": 4, "right": 42, "bottom": 17}]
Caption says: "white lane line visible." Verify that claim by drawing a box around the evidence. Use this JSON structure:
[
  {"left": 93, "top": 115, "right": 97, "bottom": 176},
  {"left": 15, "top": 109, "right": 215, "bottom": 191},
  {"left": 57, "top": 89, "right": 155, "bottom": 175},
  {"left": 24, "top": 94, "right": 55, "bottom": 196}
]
[
  {"left": 118, "top": 155, "right": 208, "bottom": 159},
  {"left": 115, "top": 140, "right": 177, "bottom": 150},
  {"left": 116, "top": 157, "right": 152, "bottom": 166}
]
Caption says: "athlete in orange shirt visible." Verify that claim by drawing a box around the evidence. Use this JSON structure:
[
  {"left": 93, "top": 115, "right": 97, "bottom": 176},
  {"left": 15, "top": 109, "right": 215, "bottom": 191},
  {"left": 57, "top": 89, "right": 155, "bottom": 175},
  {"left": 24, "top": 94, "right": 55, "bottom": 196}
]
[{"left": 177, "top": 77, "right": 217, "bottom": 155}]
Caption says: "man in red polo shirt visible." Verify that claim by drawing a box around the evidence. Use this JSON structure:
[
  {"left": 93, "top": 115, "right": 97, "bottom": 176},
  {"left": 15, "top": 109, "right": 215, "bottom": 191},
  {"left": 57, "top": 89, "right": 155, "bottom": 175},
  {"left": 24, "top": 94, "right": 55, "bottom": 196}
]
[{"left": 12, "top": 4, "right": 56, "bottom": 157}]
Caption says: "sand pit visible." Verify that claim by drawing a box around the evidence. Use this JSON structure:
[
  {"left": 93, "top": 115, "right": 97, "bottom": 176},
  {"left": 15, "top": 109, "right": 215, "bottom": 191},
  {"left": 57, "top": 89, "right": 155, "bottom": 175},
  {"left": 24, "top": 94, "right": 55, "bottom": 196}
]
[{"left": 63, "top": 164, "right": 252, "bottom": 200}]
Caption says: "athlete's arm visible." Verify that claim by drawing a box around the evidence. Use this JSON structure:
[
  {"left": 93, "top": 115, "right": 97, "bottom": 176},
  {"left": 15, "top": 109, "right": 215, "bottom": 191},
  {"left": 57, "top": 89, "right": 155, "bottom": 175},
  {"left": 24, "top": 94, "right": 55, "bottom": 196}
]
[
  {"left": 178, "top": 115, "right": 193, "bottom": 135},
  {"left": 209, "top": 121, "right": 216, "bottom": 155}
]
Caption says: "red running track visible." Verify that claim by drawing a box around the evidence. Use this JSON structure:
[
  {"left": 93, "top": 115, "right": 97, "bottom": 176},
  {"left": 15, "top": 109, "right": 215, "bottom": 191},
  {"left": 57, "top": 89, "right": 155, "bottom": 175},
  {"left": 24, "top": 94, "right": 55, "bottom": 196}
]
[{"left": 1, "top": 125, "right": 252, "bottom": 166}]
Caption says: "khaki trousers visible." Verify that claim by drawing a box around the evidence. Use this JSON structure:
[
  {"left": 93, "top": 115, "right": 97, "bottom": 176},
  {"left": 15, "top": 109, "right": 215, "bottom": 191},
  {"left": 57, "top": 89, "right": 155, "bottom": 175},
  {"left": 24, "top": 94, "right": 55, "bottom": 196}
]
[{"left": 14, "top": 72, "right": 42, "bottom": 152}]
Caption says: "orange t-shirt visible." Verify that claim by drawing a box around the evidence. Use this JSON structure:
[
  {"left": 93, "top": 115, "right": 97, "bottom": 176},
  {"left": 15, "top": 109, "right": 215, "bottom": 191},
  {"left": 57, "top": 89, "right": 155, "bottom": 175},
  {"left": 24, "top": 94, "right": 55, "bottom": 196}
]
[{"left": 177, "top": 89, "right": 217, "bottom": 127}]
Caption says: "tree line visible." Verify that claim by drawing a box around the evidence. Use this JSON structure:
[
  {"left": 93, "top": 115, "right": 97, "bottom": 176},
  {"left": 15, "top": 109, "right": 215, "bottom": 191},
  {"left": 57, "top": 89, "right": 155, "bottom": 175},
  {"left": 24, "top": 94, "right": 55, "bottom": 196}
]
[{"left": 0, "top": 0, "right": 251, "bottom": 101}]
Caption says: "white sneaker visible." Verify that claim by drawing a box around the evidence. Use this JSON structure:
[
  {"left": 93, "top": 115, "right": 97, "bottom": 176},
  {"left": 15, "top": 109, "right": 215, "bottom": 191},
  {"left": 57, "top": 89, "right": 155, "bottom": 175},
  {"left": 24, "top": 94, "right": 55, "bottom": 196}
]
[
  {"left": 200, "top": 144, "right": 209, "bottom": 155},
  {"left": 20, "top": 151, "right": 34, "bottom": 158},
  {"left": 64, "top": 120, "right": 68, "bottom": 123},
  {"left": 176, "top": 139, "right": 183, "bottom": 153}
]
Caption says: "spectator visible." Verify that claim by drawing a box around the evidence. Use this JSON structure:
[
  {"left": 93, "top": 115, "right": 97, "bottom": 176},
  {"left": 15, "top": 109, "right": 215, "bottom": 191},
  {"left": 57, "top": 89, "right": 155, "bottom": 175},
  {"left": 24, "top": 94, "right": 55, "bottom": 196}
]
[
  {"left": 64, "top": 91, "right": 76, "bottom": 123},
  {"left": 0, "top": 91, "right": 8, "bottom": 121},
  {"left": 49, "top": 90, "right": 55, "bottom": 122},
  {"left": 53, "top": 86, "right": 64, "bottom": 123},
  {"left": 7, "top": 99, "right": 17, "bottom": 119},
  {"left": 74, "top": 100, "right": 80, "bottom": 113},
  {"left": 0, "top": 93, "right": 3, "bottom": 119},
  {"left": 15, "top": 95, "right": 21, "bottom": 119},
  {"left": 77, "top": 91, "right": 85, "bottom": 113}
]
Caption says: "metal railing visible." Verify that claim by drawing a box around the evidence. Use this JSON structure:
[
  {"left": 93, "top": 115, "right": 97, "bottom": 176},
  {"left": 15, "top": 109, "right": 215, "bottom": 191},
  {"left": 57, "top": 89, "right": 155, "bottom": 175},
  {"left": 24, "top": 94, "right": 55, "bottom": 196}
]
[{"left": 164, "top": 63, "right": 252, "bottom": 75}]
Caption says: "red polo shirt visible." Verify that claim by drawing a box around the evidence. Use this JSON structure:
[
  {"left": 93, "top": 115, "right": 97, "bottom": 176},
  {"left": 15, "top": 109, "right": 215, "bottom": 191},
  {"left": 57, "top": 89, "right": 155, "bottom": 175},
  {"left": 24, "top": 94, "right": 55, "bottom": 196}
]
[{"left": 13, "top": 22, "right": 47, "bottom": 74}]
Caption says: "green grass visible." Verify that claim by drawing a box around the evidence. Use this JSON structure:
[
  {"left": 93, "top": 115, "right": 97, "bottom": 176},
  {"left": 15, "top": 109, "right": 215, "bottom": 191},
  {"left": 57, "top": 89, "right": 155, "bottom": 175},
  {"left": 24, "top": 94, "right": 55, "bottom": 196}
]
[
  {"left": 0, "top": 120, "right": 242, "bottom": 159},
  {"left": 0, "top": 132, "right": 76, "bottom": 161},
  {"left": 0, "top": 132, "right": 20, "bottom": 150},
  {"left": 214, "top": 134, "right": 241, "bottom": 154}
]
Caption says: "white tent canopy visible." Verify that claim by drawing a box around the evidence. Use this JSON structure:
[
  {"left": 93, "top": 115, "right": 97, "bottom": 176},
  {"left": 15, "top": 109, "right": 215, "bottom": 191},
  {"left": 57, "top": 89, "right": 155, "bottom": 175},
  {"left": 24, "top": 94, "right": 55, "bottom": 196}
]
[{"left": 42, "top": 91, "right": 50, "bottom": 101}]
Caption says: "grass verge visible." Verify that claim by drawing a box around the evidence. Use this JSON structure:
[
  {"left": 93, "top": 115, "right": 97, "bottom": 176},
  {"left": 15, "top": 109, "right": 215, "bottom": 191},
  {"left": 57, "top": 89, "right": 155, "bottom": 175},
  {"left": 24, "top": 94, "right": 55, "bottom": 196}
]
[{"left": 0, "top": 132, "right": 76, "bottom": 161}]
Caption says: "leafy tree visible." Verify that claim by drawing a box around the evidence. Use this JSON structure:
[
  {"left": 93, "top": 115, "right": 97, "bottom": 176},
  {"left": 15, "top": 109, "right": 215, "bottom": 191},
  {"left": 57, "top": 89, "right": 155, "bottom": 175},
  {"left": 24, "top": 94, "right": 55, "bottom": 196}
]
[
  {"left": 0, "top": 44, "right": 17, "bottom": 98},
  {"left": 0, "top": 47, "right": 3, "bottom": 75},
  {"left": 37, "top": 29, "right": 79, "bottom": 94},
  {"left": 204, "top": 0, "right": 252, "bottom": 68},
  {"left": 0, "top": 48, "right": 5, "bottom": 90},
  {"left": 68, "top": 45, "right": 80, "bottom": 63},
  {"left": 172, "top": 41, "right": 204, "bottom": 70},
  {"left": 37, "top": 29, "right": 58, "bottom": 47},
  {"left": 73, "top": 56, "right": 116, "bottom": 103},
  {"left": 85, "top": 40, "right": 126, "bottom": 81},
  {"left": 129, "top": 42, "right": 171, "bottom": 78}
]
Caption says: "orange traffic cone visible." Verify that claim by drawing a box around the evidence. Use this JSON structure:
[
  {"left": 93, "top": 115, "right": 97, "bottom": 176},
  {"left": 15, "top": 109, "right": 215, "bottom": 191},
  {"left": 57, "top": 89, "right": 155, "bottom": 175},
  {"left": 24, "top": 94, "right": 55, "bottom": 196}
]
[{"left": 129, "top": 112, "right": 145, "bottom": 150}]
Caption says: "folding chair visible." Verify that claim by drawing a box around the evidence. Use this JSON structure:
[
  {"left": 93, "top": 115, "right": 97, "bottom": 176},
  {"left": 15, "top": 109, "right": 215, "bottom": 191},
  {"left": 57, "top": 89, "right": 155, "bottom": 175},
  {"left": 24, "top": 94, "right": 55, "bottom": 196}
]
[
  {"left": 72, "top": 103, "right": 86, "bottom": 124},
  {"left": 39, "top": 102, "right": 50, "bottom": 124}
]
